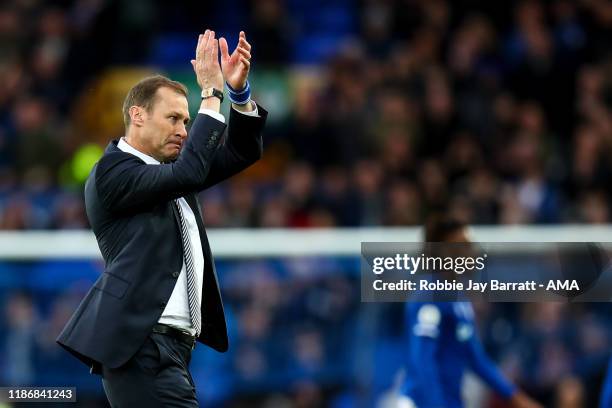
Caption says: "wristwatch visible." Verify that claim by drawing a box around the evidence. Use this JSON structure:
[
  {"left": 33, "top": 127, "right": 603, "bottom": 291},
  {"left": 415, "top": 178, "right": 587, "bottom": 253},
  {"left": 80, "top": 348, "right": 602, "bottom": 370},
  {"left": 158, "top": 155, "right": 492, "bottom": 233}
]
[{"left": 201, "top": 87, "right": 224, "bottom": 103}]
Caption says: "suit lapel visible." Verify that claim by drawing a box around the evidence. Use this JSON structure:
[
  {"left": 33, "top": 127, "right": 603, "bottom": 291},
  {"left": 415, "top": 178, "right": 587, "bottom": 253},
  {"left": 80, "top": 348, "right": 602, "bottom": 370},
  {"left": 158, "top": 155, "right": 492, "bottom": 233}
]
[
  {"left": 184, "top": 194, "right": 205, "bottom": 230},
  {"left": 169, "top": 199, "right": 184, "bottom": 248},
  {"left": 183, "top": 194, "right": 211, "bottom": 257},
  {"left": 172, "top": 195, "right": 202, "bottom": 230}
]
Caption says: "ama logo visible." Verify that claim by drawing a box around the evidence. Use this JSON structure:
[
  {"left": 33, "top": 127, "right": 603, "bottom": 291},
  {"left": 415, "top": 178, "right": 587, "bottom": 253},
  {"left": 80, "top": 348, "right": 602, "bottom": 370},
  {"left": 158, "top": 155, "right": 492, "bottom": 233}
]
[{"left": 546, "top": 280, "right": 579, "bottom": 291}]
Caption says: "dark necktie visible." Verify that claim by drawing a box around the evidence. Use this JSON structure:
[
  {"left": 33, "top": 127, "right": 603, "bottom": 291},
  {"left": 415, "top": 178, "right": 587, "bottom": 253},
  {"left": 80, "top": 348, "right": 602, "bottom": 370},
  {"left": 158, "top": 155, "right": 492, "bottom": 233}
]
[{"left": 174, "top": 200, "right": 201, "bottom": 336}]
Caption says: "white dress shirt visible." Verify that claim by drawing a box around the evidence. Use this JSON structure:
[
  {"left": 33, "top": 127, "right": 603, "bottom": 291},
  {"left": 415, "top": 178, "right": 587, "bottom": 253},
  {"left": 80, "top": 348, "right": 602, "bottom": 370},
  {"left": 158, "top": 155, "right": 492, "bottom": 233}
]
[
  {"left": 118, "top": 104, "right": 259, "bottom": 336},
  {"left": 117, "top": 137, "right": 205, "bottom": 336}
]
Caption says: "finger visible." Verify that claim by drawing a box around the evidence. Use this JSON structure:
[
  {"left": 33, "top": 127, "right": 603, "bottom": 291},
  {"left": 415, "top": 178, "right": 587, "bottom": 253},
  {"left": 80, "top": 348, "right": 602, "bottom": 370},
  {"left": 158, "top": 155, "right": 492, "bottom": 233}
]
[
  {"left": 236, "top": 47, "right": 251, "bottom": 60},
  {"left": 240, "top": 56, "right": 250, "bottom": 70},
  {"left": 199, "top": 30, "right": 210, "bottom": 60},
  {"left": 219, "top": 37, "right": 230, "bottom": 60},
  {"left": 195, "top": 33, "right": 204, "bottom": 60},
  {"left": 239, "top": 36, "right": 251, "bottom": 52},
  {"left": 211, "top": 38, "right": 219, "bottom": 62},
  {"left": 203, "top": 29, "right": 212, "bottom": 54},
  {"left": 208, "top": 31, "right": 217, "bottom": 58}
]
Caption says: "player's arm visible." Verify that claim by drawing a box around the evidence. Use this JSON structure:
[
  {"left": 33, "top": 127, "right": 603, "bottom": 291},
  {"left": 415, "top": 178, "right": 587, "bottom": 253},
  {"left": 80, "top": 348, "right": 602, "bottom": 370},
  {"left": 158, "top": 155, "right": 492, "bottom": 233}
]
[
  {"left": 96, "top": 30, "right": 227, "bottom": 212},
  {"left": 405, "top": 304, "right": 447, "bottom": 407},
  {"left": 466, "top": 331, "right": 542, "bottom": 408},
  {"left": 599, "top": 357, "right": 612, "bottom": 408}
]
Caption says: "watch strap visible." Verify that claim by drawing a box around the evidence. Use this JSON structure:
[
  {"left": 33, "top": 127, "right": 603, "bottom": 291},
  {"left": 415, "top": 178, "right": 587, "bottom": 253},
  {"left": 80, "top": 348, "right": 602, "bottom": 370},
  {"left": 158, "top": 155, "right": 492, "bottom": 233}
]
[{"left": 201, "top": 87, "right": 224, "bottom": 103}]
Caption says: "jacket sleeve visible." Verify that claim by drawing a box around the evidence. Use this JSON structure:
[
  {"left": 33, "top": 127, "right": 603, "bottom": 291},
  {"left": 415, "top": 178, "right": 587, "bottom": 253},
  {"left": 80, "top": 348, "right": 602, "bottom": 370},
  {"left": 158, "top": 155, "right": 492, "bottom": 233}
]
[
  {"left": 202, "top": 104, "right": 268, "bottom": 189},
  {"left": 95, "top": 113, "right": 227, "bottom": 213}
]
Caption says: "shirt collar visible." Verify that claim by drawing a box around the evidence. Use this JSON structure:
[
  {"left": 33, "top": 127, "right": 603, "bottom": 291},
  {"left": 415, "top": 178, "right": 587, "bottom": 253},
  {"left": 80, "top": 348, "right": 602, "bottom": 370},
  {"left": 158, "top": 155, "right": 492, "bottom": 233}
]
[{"left": 117, "top": 137, "right": 160, "bottom": 165}]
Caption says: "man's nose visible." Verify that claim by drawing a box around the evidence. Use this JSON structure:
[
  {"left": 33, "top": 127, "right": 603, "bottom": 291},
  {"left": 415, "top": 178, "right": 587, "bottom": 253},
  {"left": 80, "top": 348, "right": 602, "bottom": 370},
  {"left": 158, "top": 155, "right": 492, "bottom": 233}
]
[{"left": 177, "top": 124, "right": 187, "bottom": 139}]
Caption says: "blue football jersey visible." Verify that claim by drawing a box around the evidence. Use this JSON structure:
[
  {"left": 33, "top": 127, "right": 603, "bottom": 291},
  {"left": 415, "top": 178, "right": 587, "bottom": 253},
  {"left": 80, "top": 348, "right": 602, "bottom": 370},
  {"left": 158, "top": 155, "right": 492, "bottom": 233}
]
[{"left": 400, "top": 301, "right": 516, "bottom": 407}]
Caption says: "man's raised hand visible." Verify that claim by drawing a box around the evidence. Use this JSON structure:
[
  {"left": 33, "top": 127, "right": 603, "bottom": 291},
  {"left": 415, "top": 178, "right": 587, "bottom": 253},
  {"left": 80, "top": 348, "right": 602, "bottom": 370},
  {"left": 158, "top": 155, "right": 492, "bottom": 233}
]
[
  {"left": 219, "top": 31, "right": 252, "bottom": 91},
  {"left": 191, "top": 29, "right": 224, "bottom": 91}
]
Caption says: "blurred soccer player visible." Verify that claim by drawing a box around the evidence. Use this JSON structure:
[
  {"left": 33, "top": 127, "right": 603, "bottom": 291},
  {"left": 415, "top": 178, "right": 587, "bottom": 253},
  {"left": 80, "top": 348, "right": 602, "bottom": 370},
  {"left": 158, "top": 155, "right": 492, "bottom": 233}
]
[{"left": 398, "top": 215, "right": 542, "bottom": 408}]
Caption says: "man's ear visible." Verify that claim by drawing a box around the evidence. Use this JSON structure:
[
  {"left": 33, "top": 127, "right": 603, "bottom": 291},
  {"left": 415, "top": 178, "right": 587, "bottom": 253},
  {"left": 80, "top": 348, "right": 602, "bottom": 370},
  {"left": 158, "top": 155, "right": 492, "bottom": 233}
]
[{"left": 129, "top": 106, "right": 145, "bottom": 127}]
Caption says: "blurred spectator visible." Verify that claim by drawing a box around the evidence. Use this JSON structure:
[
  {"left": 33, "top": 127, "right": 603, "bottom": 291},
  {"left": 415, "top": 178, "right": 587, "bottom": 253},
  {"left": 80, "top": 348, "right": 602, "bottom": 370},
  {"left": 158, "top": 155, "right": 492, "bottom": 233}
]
[
  {"left": 2, "top": 0, "right": 612, "bottom": 228},
  {"left": 2, "top": 293, "right": 37, "bottom": 385}
]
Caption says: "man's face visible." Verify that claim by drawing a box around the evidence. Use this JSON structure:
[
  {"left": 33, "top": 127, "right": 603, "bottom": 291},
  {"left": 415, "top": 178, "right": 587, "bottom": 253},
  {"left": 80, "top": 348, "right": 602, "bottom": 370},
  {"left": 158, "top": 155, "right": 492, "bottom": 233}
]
[{"left": 140, "top": 87, "right": 190, "bottom": 162}]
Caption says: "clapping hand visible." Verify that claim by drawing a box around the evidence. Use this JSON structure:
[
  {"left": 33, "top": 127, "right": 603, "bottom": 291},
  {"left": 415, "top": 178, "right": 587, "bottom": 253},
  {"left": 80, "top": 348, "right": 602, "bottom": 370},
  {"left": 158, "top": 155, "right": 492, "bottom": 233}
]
[
  {"left": 219, "top": 31, "right": 252, "bottom": 91},
  {"left": 191, "top": 29, "right": 223, "bottom": 91}
]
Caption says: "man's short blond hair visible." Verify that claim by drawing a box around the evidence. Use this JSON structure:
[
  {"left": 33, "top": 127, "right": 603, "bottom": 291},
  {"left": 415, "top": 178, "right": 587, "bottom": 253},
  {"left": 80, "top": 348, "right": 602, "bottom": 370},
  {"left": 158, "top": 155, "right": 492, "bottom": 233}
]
[{"left": 122, "top": 75, "right": 188, "bottom": 127}]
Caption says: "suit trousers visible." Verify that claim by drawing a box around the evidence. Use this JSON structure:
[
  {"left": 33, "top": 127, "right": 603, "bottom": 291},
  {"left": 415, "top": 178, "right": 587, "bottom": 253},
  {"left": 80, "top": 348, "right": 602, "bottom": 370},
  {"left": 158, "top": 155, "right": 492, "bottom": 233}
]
[{"left": 101, "top": 332, "right": 198, "bottom": 407}]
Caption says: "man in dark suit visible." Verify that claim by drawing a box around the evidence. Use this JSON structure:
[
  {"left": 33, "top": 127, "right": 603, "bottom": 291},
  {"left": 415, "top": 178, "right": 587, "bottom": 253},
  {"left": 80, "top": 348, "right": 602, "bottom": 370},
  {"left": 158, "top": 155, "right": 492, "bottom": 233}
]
[{"left": 56, "top": 29, "right": 267, "bottom": 407}]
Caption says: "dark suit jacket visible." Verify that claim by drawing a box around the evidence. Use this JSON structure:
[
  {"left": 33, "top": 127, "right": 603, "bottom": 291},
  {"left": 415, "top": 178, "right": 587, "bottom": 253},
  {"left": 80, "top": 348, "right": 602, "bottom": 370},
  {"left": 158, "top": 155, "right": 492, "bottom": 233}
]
[{"left": 57, "top": 106, "right": 267, "bottom": 371}]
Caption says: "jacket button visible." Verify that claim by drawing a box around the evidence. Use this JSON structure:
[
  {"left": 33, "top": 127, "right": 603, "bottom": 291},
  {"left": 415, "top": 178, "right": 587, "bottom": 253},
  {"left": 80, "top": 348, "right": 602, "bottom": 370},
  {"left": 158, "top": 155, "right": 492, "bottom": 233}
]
[
  {"left": 160, "top": 301, "right": 166, "bottom": 308},
  {"left": 211, "top": 130, "right": 219, "bottom": 137},
  {"left": 172, "top": 271, "right": 179, "bottom": 278}
]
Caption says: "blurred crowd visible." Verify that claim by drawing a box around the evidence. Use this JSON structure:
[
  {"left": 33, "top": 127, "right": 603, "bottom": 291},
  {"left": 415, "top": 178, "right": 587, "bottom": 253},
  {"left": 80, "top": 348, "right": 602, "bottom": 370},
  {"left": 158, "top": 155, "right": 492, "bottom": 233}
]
[
  {"left": 0, "top": 259, "right": 363, "bottom": 407},
  {"left": 0, "top": 0, "right": 612, "bottom": 228},
  {"left": 1, "top": 260, "right": 610, "bottom": 407}
]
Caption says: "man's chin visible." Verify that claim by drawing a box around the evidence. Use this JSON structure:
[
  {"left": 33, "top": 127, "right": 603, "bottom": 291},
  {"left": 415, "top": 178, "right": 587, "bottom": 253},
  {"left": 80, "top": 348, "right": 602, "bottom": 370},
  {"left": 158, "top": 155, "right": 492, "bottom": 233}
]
[{"left": 167, "top": 145, "right": 182, "bottom": 158}]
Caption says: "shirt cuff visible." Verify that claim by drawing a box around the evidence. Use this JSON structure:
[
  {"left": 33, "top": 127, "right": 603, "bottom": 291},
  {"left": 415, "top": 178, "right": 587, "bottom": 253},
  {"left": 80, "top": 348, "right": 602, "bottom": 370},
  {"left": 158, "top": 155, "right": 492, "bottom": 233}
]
[
  {"left": 232, "top": 101, "right": 259, "bottom": 117},
  {"left": 199, "top": 109, "right": 226, "bottom": 124}
]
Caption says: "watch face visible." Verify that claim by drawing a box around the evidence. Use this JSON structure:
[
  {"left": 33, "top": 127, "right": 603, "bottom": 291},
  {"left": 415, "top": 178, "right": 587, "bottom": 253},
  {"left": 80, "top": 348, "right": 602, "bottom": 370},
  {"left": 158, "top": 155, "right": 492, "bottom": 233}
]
[{"left": 201, "top": 88, "right": 223, "bottom": 102}]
